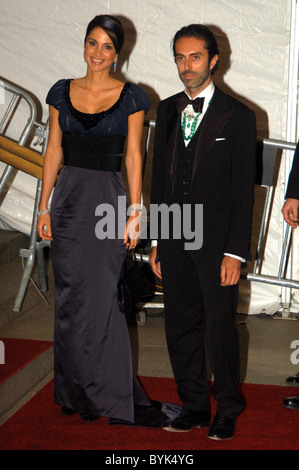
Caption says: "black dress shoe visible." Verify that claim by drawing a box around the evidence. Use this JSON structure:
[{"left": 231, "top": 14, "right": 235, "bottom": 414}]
[
  {"left": 80, "top": 411, "right": 100, "bottom": 423},
  {"left": 163, "top": 408, "right": 211, "bottom": 432},
  {"left": 282, "top": 396, "right": 299, "bottom": 410},
  {"left": 61, "top": 406, "right": 77, "bottom": 416},
  {"left": 208, "top": 414, "right": 235, "bottom": 440},
  {"left": 286, "top": 372, "right": 299, "bottom": 383}
]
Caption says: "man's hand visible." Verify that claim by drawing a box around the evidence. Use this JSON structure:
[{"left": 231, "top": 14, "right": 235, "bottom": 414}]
[
  {"left": 282, "top": 198, "right": 299, "bottom": 228},
  {"left": 149, "top": 246, "right": 162, "bottom": 280},
  {"left": 220, "top": 256, "right": 241, "bottom": 287}
]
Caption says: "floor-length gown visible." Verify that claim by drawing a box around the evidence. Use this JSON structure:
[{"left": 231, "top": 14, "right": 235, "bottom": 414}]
[{"left": 46, "top": 79, "right": 180, "bottom": 426}]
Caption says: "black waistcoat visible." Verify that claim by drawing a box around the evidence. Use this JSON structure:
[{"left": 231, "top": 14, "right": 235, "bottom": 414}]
[{"left": 171, "top": 121, "right": 202, "bottom": 204}]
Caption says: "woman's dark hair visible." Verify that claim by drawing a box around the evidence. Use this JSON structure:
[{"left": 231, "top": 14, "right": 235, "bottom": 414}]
[
  {"left": 84, "top": 15, "right": 124, "bottom": 54},
  {"left": 172, "top": 24, "right": 219, "bottom": 74}
]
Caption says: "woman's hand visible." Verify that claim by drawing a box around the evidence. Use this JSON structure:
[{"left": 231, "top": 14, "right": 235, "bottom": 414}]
[
  {"left": 36, "top": 213, "right": 53, "bottom": 241},
  {"left": 125, "top": 111, "right": 144, "bottom": 250},
  {"left": 36, "top": 105, "right": 62, "bottom": 243},
  {"left": 124, "top": 212, "right": 140, "bottom": 250}
]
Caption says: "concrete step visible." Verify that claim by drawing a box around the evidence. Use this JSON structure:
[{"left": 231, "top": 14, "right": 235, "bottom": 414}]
[
  {"left": 0, "top": 229, "right": 55, "bottom": 424},
  {"left": 0, "top": 229, "right": 29, "bottom": 266},
  {"left": 0, "top": 343, "right": 53, "bottom": 424},
  {"left": 0, "top": 228, "right": 54, "bottom": 329},
  {"left": 0, "top": 255, "right": 54, "bottom": 329}
]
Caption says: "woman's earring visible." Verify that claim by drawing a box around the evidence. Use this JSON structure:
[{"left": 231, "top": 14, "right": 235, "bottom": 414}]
[{"left": 113, "top": 60, "right": 117, "bottom": 72}]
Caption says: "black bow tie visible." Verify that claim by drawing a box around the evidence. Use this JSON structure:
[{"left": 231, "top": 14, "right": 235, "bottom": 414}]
[{"left": 176, "top": 93, "right": 205, "bottom": 113}]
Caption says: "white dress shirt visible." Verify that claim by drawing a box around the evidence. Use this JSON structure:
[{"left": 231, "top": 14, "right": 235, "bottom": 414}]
[{"left": 182, "top": 81, "right": 215, "bottom": 146}]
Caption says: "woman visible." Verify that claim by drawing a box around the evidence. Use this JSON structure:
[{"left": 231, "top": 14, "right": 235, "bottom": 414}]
[{"left": 37, "top": 15, "right": 178, "bottom": 426}]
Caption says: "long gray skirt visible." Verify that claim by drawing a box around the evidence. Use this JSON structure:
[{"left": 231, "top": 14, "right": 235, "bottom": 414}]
[{"left": 51, "top": 165, "right": 139, "bottom": 422}]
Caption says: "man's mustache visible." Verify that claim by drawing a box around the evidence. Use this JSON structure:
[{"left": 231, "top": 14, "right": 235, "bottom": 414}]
[{"left": 181, "top": 71, "right": 196, "bottom": 77}]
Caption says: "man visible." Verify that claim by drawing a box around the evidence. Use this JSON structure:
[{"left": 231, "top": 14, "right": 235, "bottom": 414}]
[
  {"left": 150, "top": 24, "right": 256, "bottom": 440},
  {"left": 281, "top": 139, "right": 299, "bottom": 410}
]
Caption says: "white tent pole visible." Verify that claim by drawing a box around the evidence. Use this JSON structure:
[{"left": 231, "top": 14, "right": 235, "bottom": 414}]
[{"left": 281, "top": 0, "right": 299, "bottom": 315}]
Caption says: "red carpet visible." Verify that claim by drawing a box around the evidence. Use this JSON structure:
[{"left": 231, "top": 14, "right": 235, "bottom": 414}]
[
  {"left": 0, "top": 338, "right": 53, "bottom": 384},
  {"left": 0, "top": 377, "right": 298, "bottom": 450}
]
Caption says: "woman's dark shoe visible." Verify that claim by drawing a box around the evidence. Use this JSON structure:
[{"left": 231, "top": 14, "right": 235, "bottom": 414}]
[
  {"left": 80, "top": 411, "right": 100, "bottom": 423},
  {"left": 61, "top": 406, "right": 77, "bottom": 416}
]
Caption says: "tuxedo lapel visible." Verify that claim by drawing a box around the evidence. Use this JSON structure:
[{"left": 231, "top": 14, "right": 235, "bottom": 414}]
[
  {"left": 165, "top": 95, "right": 181, "bottom": 188},
  {"left": 191, "top": 87, "right": 235, "bottom": 182}
]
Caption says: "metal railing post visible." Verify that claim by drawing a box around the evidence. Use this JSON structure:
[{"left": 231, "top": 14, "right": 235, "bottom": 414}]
[{"left": 13, "top": 121, "right": 49, "bottom": 312}]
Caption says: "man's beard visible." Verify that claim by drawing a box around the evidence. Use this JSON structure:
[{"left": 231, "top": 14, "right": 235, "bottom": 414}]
[{"left": 179, "top": 64, "right": 210, "bottom": 93}]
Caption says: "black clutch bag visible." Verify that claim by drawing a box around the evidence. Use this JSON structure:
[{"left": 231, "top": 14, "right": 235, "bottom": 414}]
[{"left": 117, "top": 255, "right": 148, "bottom": 315}]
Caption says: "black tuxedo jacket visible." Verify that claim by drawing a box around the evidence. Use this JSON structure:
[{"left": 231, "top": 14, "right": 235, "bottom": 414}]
[
  {"left": 151, "top": 85, "right": 257, "bottom": 262},
  {"left": 286, "top": 139, "right": 299, "bottom": 200}
]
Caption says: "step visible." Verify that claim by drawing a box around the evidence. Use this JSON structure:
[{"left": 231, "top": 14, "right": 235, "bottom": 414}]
[
  {"left": 0, "top": 228, "right": 54, "bottom": 329},
  {"left": 0, "top": 338, "right": 53, "bottom": 424},
  {"left": 0, "top": 229, "right": 29, "bottom": 266}
]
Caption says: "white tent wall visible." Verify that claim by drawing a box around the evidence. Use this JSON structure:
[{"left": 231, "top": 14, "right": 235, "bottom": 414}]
[{"left": 0, "top": 0, "right": 298, "bottom": 314}]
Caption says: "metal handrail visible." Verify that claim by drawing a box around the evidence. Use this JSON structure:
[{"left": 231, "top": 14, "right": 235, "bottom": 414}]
[
  {"left": 0, "top": 78, "right": 47, "bottom": 312},
  {"left": 0, "top": 79, "right": 37, "bottom": 196}
]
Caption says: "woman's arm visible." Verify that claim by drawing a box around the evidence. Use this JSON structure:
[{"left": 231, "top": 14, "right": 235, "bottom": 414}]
[
  {"left": 36, "top": 105, "right": 63, "bottom": 240},
  {"left": 124, "top": 110, "right": 144, "bottom": 249}
]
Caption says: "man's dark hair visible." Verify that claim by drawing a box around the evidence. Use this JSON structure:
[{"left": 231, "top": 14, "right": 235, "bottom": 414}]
[{"left": 172, "top": 24, "right": 219, "bottom": 74}]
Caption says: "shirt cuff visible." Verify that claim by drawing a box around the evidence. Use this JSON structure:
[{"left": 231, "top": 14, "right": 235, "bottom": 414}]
[
  {"left": 151, "top": 240, "right": 158, "bottom": 247},
  {"left": 224, "top": 253, "right": 246, "bottom": 263}
]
